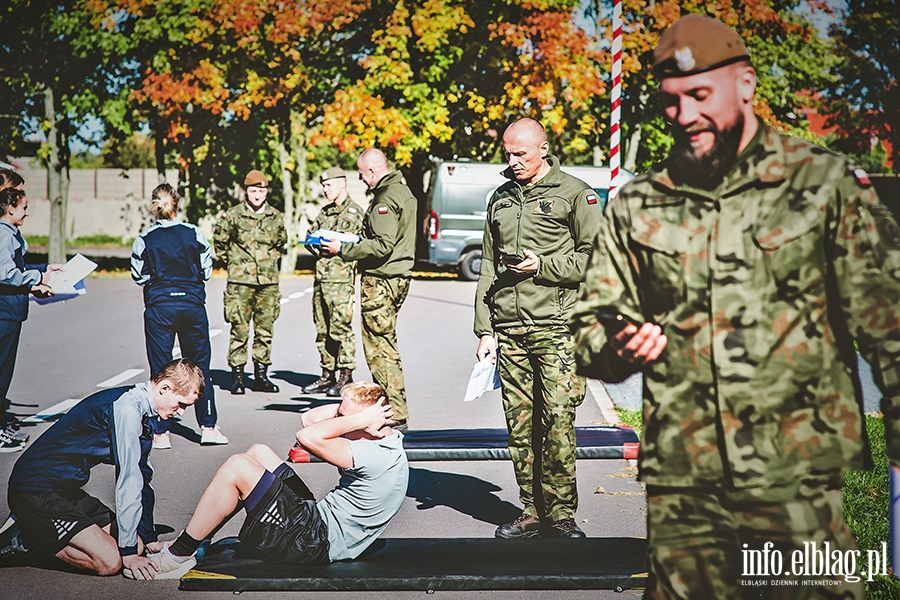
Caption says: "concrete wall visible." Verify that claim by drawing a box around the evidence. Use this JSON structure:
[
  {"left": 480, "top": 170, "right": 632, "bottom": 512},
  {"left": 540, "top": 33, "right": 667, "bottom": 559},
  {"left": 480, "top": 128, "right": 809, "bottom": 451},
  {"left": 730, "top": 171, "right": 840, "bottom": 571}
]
[
  {"left": 13, "top": 160, "right": 372, "bottom": 243},
  {"left": 17, "top": 161, "right": 180, "bottom": 241}
]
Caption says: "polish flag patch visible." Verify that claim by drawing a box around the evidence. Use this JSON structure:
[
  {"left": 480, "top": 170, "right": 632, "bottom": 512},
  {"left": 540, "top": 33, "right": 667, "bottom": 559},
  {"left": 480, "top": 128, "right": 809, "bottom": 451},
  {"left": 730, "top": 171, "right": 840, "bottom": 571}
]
[
  {"left": 586, "top": 194, "right": 598, "bottom": 205},
  {"left": 377, "top": 206, "right": 389, "bottom": 214},
  {"left": 854, "top": 169, "right": 872, "bottom": 186}
]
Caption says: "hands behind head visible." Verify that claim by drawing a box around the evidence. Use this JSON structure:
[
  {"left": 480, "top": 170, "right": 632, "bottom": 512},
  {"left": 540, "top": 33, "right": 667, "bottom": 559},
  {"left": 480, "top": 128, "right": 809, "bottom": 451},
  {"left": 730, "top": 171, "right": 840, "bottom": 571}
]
[{"left": 361, "top": 397, "right": 394, "bottom": 438}]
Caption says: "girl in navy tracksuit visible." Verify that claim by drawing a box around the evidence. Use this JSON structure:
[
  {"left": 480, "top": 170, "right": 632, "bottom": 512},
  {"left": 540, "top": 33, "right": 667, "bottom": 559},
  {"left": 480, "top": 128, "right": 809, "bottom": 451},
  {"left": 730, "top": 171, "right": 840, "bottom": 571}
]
[
  {"left": 0, "top": 175, "right": 58, "bottom": 452},
  {"left": 131, "top": 183, "right": 227, "bottom": 448}
]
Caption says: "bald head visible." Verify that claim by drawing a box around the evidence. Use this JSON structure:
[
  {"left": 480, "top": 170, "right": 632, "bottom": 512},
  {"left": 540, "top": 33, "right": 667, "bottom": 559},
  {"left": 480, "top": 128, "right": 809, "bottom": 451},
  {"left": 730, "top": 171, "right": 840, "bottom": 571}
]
[
  {"left": 503, "top": 118, "right": 547, "bottom": 145},
  {"left": 502, "top": 118, "right": 550, "bottom": 185},
  {"left": 357, "top": 148, "right": 391, "bottom": 189}
]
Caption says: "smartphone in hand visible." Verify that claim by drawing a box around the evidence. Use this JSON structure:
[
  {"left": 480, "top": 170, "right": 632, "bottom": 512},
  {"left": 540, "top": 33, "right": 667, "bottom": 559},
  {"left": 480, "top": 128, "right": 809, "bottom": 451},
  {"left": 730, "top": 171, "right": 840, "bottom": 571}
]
[
  {"left": 501, "top": 253, "right": 525, "bottom": 265},
  {"left": 595, "top": 309, "right": 641, "bottom": 335}
]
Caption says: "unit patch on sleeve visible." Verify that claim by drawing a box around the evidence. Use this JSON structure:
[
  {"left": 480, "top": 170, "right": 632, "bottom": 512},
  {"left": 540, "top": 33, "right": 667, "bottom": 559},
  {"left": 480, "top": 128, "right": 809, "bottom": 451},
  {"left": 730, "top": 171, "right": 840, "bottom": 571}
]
[
  {"left": 377, "top": 206, "right": 389, "bottom": 215},
  {"left": 586, "top": 194, "right": 598, "bottom": 205}
]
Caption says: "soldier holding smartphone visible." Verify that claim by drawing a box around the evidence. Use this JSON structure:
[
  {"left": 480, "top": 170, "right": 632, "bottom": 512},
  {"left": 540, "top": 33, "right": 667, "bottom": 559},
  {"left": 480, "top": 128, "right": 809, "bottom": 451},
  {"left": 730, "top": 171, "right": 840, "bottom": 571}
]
[{"left": 474, "top": 118, "right": 603, "bottom": 540}]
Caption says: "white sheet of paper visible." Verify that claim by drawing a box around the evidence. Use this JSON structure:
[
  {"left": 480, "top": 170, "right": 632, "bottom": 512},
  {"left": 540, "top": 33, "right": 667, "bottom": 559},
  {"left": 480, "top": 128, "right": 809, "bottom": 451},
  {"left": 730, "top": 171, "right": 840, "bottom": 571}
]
[
  {"left": 464, "top": 357, "right": 501, "bottom": 402},
  {"left": 47, "top": 253, "right": 98, "bottom": 291},
  {"left": 33, "top": 254, "right": 97, "bottom": 305}
]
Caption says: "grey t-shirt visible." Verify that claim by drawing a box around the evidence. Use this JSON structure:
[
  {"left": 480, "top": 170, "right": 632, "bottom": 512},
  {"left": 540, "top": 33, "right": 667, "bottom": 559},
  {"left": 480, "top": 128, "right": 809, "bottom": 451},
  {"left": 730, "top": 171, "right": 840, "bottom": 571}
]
[{"left": 316, "top": 432, "right": 409, "bottom": 561}]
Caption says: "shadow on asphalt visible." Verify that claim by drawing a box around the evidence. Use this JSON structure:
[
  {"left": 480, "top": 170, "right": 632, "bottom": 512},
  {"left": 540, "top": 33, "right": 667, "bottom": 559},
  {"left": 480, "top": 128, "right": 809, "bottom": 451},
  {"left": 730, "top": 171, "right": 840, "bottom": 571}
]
[
  {"left": 260, "top": 398, "right": 341, "bottom": 414},
  {"left": 270, "top": 370, "right": 319, "bottom": 389},
  {"left": 167, "top": 418, "right": 202, "bottom": 444},
  {"left": 406, "top": 467, "right": 521, "bottom": 526}
]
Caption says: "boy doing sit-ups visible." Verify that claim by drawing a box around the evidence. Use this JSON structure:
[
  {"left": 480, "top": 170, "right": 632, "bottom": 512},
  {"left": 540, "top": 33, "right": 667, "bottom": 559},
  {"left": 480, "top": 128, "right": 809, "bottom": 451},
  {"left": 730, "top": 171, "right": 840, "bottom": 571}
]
[{"left": 146, "top": 381, "right": 408, "bottom": 577}]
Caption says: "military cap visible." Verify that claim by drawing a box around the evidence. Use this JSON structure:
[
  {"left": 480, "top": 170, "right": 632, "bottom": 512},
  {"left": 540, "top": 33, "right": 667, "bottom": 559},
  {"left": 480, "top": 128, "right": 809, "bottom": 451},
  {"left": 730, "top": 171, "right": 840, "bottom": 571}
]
[
  {"left": 320, "top": 166, "right": 347, "bottom": 183},
  {"left": 652, "top": 14, "right": 750, "bottom": 80},
  {"left": 244, "top": 169, "right": 268, "bottom": 187}
]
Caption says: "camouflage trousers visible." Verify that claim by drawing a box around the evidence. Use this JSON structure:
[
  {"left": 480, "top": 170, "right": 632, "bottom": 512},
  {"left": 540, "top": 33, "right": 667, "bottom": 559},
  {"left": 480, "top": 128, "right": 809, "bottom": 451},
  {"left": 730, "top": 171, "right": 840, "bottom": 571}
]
[
  {"left": 497, "top": 325, "right": 586, "bottom": 522},
  {"left": 359, "top": 274, "right": 409, "bottom": 421},
  {"left": 312, "top": 281, "right": 357, "bottom": 371},
  {"left": 645, "top": 474, "right": 864, "bottom": 600},
  {"left": 224, "top": 282, "right": 281, "bottom": 367}
]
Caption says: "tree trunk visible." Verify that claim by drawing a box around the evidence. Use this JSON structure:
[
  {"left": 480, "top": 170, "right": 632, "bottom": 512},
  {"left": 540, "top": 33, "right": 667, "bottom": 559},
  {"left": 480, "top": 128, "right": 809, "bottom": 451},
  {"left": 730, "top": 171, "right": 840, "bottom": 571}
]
[
  {"left": 154, "top": 112, "right": 167, "bottom": 184},
  {"left": 278, "top": 123, "right": 297, "bottom": 274},
  {"left": 623, "top": 122, "right": 642, "bottom": 173},
  {"left": 284, "top": 117, "right": 311, "bottom": 273},
  {"left": 44, "top": 85, "right": 67, "bottom": 264}
]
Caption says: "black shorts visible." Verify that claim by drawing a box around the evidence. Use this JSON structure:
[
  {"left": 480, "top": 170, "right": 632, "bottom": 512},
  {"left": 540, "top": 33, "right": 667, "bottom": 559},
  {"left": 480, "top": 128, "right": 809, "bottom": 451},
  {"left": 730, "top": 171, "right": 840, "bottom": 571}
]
[
  {"left": 239, "top": 466, "right": 329, "bottom": 564},
  {"left": 8, "top": 487, "right": 115, "bottom": 555}
]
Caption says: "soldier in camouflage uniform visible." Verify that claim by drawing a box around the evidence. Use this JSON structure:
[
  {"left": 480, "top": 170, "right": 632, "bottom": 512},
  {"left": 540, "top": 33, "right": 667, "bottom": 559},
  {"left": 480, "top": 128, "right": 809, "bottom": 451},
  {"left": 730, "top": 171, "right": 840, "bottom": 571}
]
[
  {"left": 570, "top": 15, "right": 900, "bottom": 599},
  {"left": 320, "top": 149, "right": 417, "bottom": 428},
  {"left": 474, "top": 118, "right": 603, "bottom": 540},
  {"left": 213, "top": 169, "right": 287, "bottom": 395},
  {"left": 302, "top": 167, "right": 364, "bottom": 397}
]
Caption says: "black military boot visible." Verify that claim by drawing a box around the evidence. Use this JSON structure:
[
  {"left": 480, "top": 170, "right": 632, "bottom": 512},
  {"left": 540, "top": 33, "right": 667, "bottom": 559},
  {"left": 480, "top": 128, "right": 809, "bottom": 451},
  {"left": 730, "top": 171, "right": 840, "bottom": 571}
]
[
  {"left": 325, "top": 369, "right": 353, "bottom": 397},
  {"left": 230, "top": 365, "right": 246, "bottom": 395},
  {"left": 302, "top": 369, "right": 335, "bottom": 394},
  {"left": 252, "top": 362, "right": 280, "bottom": 393}
]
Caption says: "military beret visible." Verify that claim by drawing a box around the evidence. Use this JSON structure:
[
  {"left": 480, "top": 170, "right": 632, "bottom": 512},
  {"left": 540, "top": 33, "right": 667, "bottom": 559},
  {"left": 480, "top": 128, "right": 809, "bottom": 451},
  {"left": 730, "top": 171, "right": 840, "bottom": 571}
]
[
  {"left": 244, "top": 169, "right": 268, "bottom": 187},
  {"left": 320, "top": 166, "right": 347, "bottom": 183},
  {"left": 652, "top": 14, "right": 750, "bottom": 80}
]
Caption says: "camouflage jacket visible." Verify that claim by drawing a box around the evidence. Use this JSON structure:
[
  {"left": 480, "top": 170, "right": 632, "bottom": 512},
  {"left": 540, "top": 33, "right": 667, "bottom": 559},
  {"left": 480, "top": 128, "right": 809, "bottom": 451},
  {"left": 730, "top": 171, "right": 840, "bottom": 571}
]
[
  {"left": 474, "top": 155, "right": 603, "bottom": 336},
  {"left": 340, "top": 170, "right": 417, "bottom": 278},
  {"left": 309, "top": 197, "right": 364, "bottom": 283},
  {"left": 213, "top": 202, "right": 287, "bottom": 285},
  {"left": 570, "top": 122, "right": 900, "bottom": 488}
]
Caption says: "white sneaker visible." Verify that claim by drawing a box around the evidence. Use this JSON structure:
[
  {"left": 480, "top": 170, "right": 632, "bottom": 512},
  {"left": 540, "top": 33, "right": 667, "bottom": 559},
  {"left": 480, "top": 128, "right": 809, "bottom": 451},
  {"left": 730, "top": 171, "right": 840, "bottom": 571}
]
[
  {"left": 200, "top": 426, "right": 228, "bottom": 445},
  {"left": 122, "top": 546, "right": 196, "bottom": 580},
  {"left": 152, "top": 432, "right": 171, "bottom": 450},
  {"left": 149, "top": 545, "right": 197, "bottom": 579}
]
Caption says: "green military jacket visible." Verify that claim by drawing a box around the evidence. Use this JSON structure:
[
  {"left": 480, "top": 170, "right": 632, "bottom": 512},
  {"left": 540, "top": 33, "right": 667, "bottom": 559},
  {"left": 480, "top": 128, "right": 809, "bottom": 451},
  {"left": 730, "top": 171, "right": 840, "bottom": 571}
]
[
  {"left": 474, "top": 155, "right": 604, "bottom": 336},
  {"left": 340, "top": 170, "right": 417, "bottom": 278},
  {"left": 570, "top": 122, "right": 900, "bottom": 489},
  {"left": 309, "top": 197, "right": 364, "bottom": 283},
  {"left": 213, "top": 201, "right": 287, "bottom": 285}
]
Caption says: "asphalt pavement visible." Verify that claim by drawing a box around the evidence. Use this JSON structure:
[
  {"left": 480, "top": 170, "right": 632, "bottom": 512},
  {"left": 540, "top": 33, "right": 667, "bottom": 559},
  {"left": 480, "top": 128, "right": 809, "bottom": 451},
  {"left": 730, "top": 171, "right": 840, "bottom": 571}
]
[{"left": 0, "top": 274, "right": 646, "bottom": 600}]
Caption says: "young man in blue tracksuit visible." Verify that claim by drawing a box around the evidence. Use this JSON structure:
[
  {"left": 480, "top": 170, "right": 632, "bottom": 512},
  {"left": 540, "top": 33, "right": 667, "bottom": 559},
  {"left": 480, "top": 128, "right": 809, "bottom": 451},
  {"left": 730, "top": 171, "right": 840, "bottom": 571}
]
[
  {"left": 131, "top": 184, "right": 227, "bottom": 449},
  {"left": 2, "top": 359, "right": 204, "bottom": 580}
]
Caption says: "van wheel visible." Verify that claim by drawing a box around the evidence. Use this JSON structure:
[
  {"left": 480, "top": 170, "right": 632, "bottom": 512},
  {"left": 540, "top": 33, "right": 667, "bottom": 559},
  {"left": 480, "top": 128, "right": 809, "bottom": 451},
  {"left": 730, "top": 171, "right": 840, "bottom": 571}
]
[{"left": 458, "top": 249, "right": 482, "bottom": 281}]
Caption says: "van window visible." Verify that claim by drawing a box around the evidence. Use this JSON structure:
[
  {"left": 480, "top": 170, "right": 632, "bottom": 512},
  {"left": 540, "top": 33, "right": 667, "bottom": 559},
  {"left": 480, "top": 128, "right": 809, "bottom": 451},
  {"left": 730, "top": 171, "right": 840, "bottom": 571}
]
[{"left": 442, "top": 182, "right": 495, "bottom": 214}]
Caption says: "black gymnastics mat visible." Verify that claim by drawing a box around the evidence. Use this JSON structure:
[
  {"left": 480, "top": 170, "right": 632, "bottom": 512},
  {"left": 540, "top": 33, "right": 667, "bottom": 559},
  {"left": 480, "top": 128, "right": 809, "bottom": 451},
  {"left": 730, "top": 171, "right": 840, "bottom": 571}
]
[
  {"left": 288, "top": 426, "right": 640, "bottom": 462},
  {"left": 179, "top": 537, "right": 648, "bottom": 592}
]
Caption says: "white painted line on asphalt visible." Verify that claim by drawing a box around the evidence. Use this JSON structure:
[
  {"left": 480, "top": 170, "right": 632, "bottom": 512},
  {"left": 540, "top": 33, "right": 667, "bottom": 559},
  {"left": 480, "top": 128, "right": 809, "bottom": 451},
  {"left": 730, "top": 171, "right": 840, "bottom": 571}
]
[
  {"left": 23, "top": 398, "right": 81, "bottom": 423},
  {"left": 209, "top": 328, "right": 223, "bottom": 338},
  {"left": 97, "top": 368, "right": 145, "bottom": 388},
  {"left": 289, "top": 291, "right": 305, "bottom": 299},
  {"left": 304, "top": 286, "right": 314, "bottom": 293},
  {"left": 280, "top": 298, "right": 290, "bottom": 305}
]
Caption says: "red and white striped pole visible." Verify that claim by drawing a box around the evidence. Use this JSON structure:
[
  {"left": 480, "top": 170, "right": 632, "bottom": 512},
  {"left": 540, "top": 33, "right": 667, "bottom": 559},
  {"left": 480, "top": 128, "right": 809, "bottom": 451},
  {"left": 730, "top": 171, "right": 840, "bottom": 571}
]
[{"left": 609, "top": 0, "right": 623, "bottom": 199}]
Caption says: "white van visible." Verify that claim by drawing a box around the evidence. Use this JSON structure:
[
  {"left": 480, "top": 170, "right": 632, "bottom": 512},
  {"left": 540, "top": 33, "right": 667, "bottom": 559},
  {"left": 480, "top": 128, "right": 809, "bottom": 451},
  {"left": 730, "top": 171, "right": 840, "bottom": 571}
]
[{"left": 422, "top": 161, "right": 633, "bottom": 280}]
